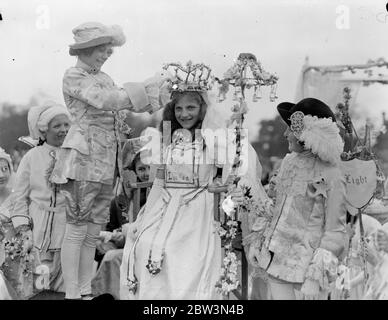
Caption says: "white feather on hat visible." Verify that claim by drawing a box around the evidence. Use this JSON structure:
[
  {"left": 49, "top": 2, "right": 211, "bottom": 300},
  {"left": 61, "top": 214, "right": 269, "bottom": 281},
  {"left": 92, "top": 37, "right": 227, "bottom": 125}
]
[{"left": 299, "top": 115, "right": 344, "bottom": 165}]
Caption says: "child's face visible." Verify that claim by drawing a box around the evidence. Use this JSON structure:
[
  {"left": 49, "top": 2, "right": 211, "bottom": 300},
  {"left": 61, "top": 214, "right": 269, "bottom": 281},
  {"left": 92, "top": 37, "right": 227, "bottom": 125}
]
[
  {"left": 0, "top": 159, "right": 11, "bottom": 191},
  {"left": 284, "top": 127, "right": 304, "bottom": 153},
  {"left": 45, "top": 114, "right": 70, "bottom": 147},
  {"left": 174, "top": 94, "right": 202, "bottom": 130},
  {"left": 79, "top": 44, "right": 114, "bottom": 70},
  {"left": 135, "top": 160, "right": 150, "bottom": 182}
]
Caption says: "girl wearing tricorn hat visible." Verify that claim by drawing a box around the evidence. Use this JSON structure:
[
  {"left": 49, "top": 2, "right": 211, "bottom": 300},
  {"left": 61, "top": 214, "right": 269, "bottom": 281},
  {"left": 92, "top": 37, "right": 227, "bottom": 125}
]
[
  {"left": 246, "top": 98, "right": 348, "bottom": 300},
  {"left": 49, "top": 22, "right": 171, "bottom": 300}
]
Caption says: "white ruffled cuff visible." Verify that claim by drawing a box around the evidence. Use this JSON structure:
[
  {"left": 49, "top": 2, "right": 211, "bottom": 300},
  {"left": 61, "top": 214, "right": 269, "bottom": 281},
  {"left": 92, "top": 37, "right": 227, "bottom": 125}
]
[
  {"left": 145, "top": 81, "right": 171, "bottom": 114},
  {"left": 142, "top": 71, "right": 173, "bottom": 114},
  {"left": 11, "top": 215, "right": 33, "bottom": 230},
  {"left": 122, "top": 82, "right": 151, "bottom": 112},
  {"left": 305, "top": 248, "right": 338, "bottom": 291},
  {"left": 99, "top": 231, "right": 113, "bottom": 243}
]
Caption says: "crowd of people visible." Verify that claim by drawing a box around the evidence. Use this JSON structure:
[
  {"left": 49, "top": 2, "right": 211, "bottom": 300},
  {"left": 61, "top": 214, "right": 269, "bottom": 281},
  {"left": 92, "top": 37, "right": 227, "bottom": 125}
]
[{"left": 1, "top": 21, "right": 388, "bottom": 300}]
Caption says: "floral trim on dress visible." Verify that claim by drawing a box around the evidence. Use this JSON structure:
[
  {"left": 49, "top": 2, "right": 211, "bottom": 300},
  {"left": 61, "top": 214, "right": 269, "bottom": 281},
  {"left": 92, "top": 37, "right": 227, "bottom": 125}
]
[{"left": 304, "top": 247, "right": 338, "bottom": 291}]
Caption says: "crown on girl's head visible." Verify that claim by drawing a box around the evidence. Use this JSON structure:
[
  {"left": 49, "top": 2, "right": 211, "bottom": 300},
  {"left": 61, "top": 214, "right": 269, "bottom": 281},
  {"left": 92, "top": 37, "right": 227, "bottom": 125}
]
[{"left": 163, "top": 61, "right": 212, "bottom": 92}]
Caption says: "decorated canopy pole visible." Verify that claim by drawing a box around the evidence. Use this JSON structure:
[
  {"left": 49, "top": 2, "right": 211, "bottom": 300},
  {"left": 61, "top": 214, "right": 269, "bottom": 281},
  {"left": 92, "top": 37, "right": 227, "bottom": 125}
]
[
  {"left": 215, "top": 53, "right": 278, "bottom": 187},
  {"left": 213, "top": 53, "right": 278, "bottom": 297}
]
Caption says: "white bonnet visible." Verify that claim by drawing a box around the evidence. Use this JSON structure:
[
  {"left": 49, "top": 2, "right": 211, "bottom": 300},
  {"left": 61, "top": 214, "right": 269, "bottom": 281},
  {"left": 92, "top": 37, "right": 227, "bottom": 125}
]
[{"left": 27, "top": 102, "right": 71, "bottom": 140}]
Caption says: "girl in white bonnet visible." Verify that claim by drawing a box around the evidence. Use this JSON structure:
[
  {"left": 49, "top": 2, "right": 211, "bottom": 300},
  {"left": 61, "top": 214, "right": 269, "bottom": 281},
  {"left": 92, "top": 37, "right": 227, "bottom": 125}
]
[{"left": 10, "top": 102, "right": 71, "bottom": 295}]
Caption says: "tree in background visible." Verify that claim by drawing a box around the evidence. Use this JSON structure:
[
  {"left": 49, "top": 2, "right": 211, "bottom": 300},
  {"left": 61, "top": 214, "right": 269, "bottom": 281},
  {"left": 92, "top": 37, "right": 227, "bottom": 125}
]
[
  {"left": 0, "top": 103, "right": 29, "bottom": 151},
  {"left": 374, "top": 112, "right": 388, "bottom": 177},
  {"left": 0, "top": 103, "right": 30, "bottom": 171},
  {"left": 251, "top": 115, "right": 288, "bottom": 183},
  {"left": 0, "top": 91, "right": 53, "bottom": 153}
]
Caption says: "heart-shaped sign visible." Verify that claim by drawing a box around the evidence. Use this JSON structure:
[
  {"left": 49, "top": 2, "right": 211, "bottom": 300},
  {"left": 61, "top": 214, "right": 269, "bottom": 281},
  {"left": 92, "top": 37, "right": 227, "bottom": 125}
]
[{"left": 340, "top": 159, "right": 377, "bottom": 214}]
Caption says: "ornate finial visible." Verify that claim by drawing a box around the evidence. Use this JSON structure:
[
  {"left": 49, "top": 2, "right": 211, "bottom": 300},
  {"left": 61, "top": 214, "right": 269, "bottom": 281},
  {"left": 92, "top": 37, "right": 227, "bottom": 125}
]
[
  {"left": 215, "top": 52, "right": 278, "bottom": 102},
  {"left": 162, "top": 61, "right": 212, "bottom": 93},
  {"left": 336, "top": 87, "right": 353, "bottom": 135}
]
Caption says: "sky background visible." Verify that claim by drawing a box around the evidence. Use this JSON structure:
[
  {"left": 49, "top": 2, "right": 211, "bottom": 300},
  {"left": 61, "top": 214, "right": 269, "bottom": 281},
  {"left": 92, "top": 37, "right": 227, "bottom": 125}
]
[{"left": 1, "top": 0, "right": 388, "bottom": 141}]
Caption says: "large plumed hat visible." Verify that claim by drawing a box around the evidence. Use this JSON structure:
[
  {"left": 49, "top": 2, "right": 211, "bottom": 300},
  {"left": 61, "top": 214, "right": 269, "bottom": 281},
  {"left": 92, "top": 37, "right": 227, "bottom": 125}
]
[
  {"left": 277, "top": 98, "right": 336, "bottom": 126},
  {"left": 277, "top": 98, "right": 344, "bottom": 165},
  {"left": 28, "top": 102, "right": 71, "bottom": 140},
  {"left": 69, "top": 22, "right": 126, "bottom": 50}
]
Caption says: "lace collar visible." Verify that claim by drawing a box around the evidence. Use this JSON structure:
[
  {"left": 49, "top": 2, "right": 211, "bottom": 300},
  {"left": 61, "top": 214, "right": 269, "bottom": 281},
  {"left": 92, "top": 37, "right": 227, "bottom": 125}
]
[{"left": 275, "top": 151, "right": 318, "bottom": 197}]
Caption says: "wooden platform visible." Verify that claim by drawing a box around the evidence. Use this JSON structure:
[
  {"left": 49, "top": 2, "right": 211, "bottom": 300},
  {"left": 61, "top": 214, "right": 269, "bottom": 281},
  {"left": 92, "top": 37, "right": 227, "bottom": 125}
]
[{"left": 29, "top": 290, "right": 65, "bottom": 300}]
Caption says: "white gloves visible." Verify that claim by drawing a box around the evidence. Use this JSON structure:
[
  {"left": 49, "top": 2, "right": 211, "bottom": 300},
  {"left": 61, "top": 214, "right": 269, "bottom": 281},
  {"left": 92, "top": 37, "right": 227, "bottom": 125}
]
[{"left": 143, "top": 70, "right": 174, "bottom": 111}]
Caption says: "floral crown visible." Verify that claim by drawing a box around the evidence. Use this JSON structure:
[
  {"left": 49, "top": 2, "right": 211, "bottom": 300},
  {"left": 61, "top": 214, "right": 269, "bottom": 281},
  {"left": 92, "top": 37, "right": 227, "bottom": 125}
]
[{"left": 162, "top": 61, "right": 212, "bottom": 93}]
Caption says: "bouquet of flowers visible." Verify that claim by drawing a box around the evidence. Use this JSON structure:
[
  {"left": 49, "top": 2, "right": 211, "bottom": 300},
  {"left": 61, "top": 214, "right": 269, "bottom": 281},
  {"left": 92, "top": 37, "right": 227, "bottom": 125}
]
[
  {"left": 0, "top": 217, "right": 36, "bottom": 299},
  {"left": 215, "top": 247, "right": 240, "bottom": 296},
  {"left": 3, "top": 236, "right": 35, "bottom": 277},
  {"left": 241, "top": 185, "right": 273, "bottom": 255}
]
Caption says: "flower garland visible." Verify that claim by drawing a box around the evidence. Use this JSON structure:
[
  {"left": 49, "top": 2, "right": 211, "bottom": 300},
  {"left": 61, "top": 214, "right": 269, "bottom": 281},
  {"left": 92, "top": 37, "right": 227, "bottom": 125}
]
[
  {"left": 215, "top": 185, "right": 262, "bottom": 297},
  {"left": 241, "top": 187, "right": 273, "bottom": 254},
  {"left": 214, "top": 195, "right": 240, "bottom": 297},
  {"left": 117, "top": 110, "right": 133, "bottom": 139},
  {"left": 214, "top": 88, "right": 245, "bottom": 297},
  {"left": 213, "top": 53, "right": 278, "bottom": 298}
]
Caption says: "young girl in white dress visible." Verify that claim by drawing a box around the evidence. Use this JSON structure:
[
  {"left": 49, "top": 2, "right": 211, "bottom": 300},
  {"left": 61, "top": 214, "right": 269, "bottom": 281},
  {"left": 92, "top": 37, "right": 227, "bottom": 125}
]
[{"left": 119, "top": 60, "right": 262, "bottom": 299}]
